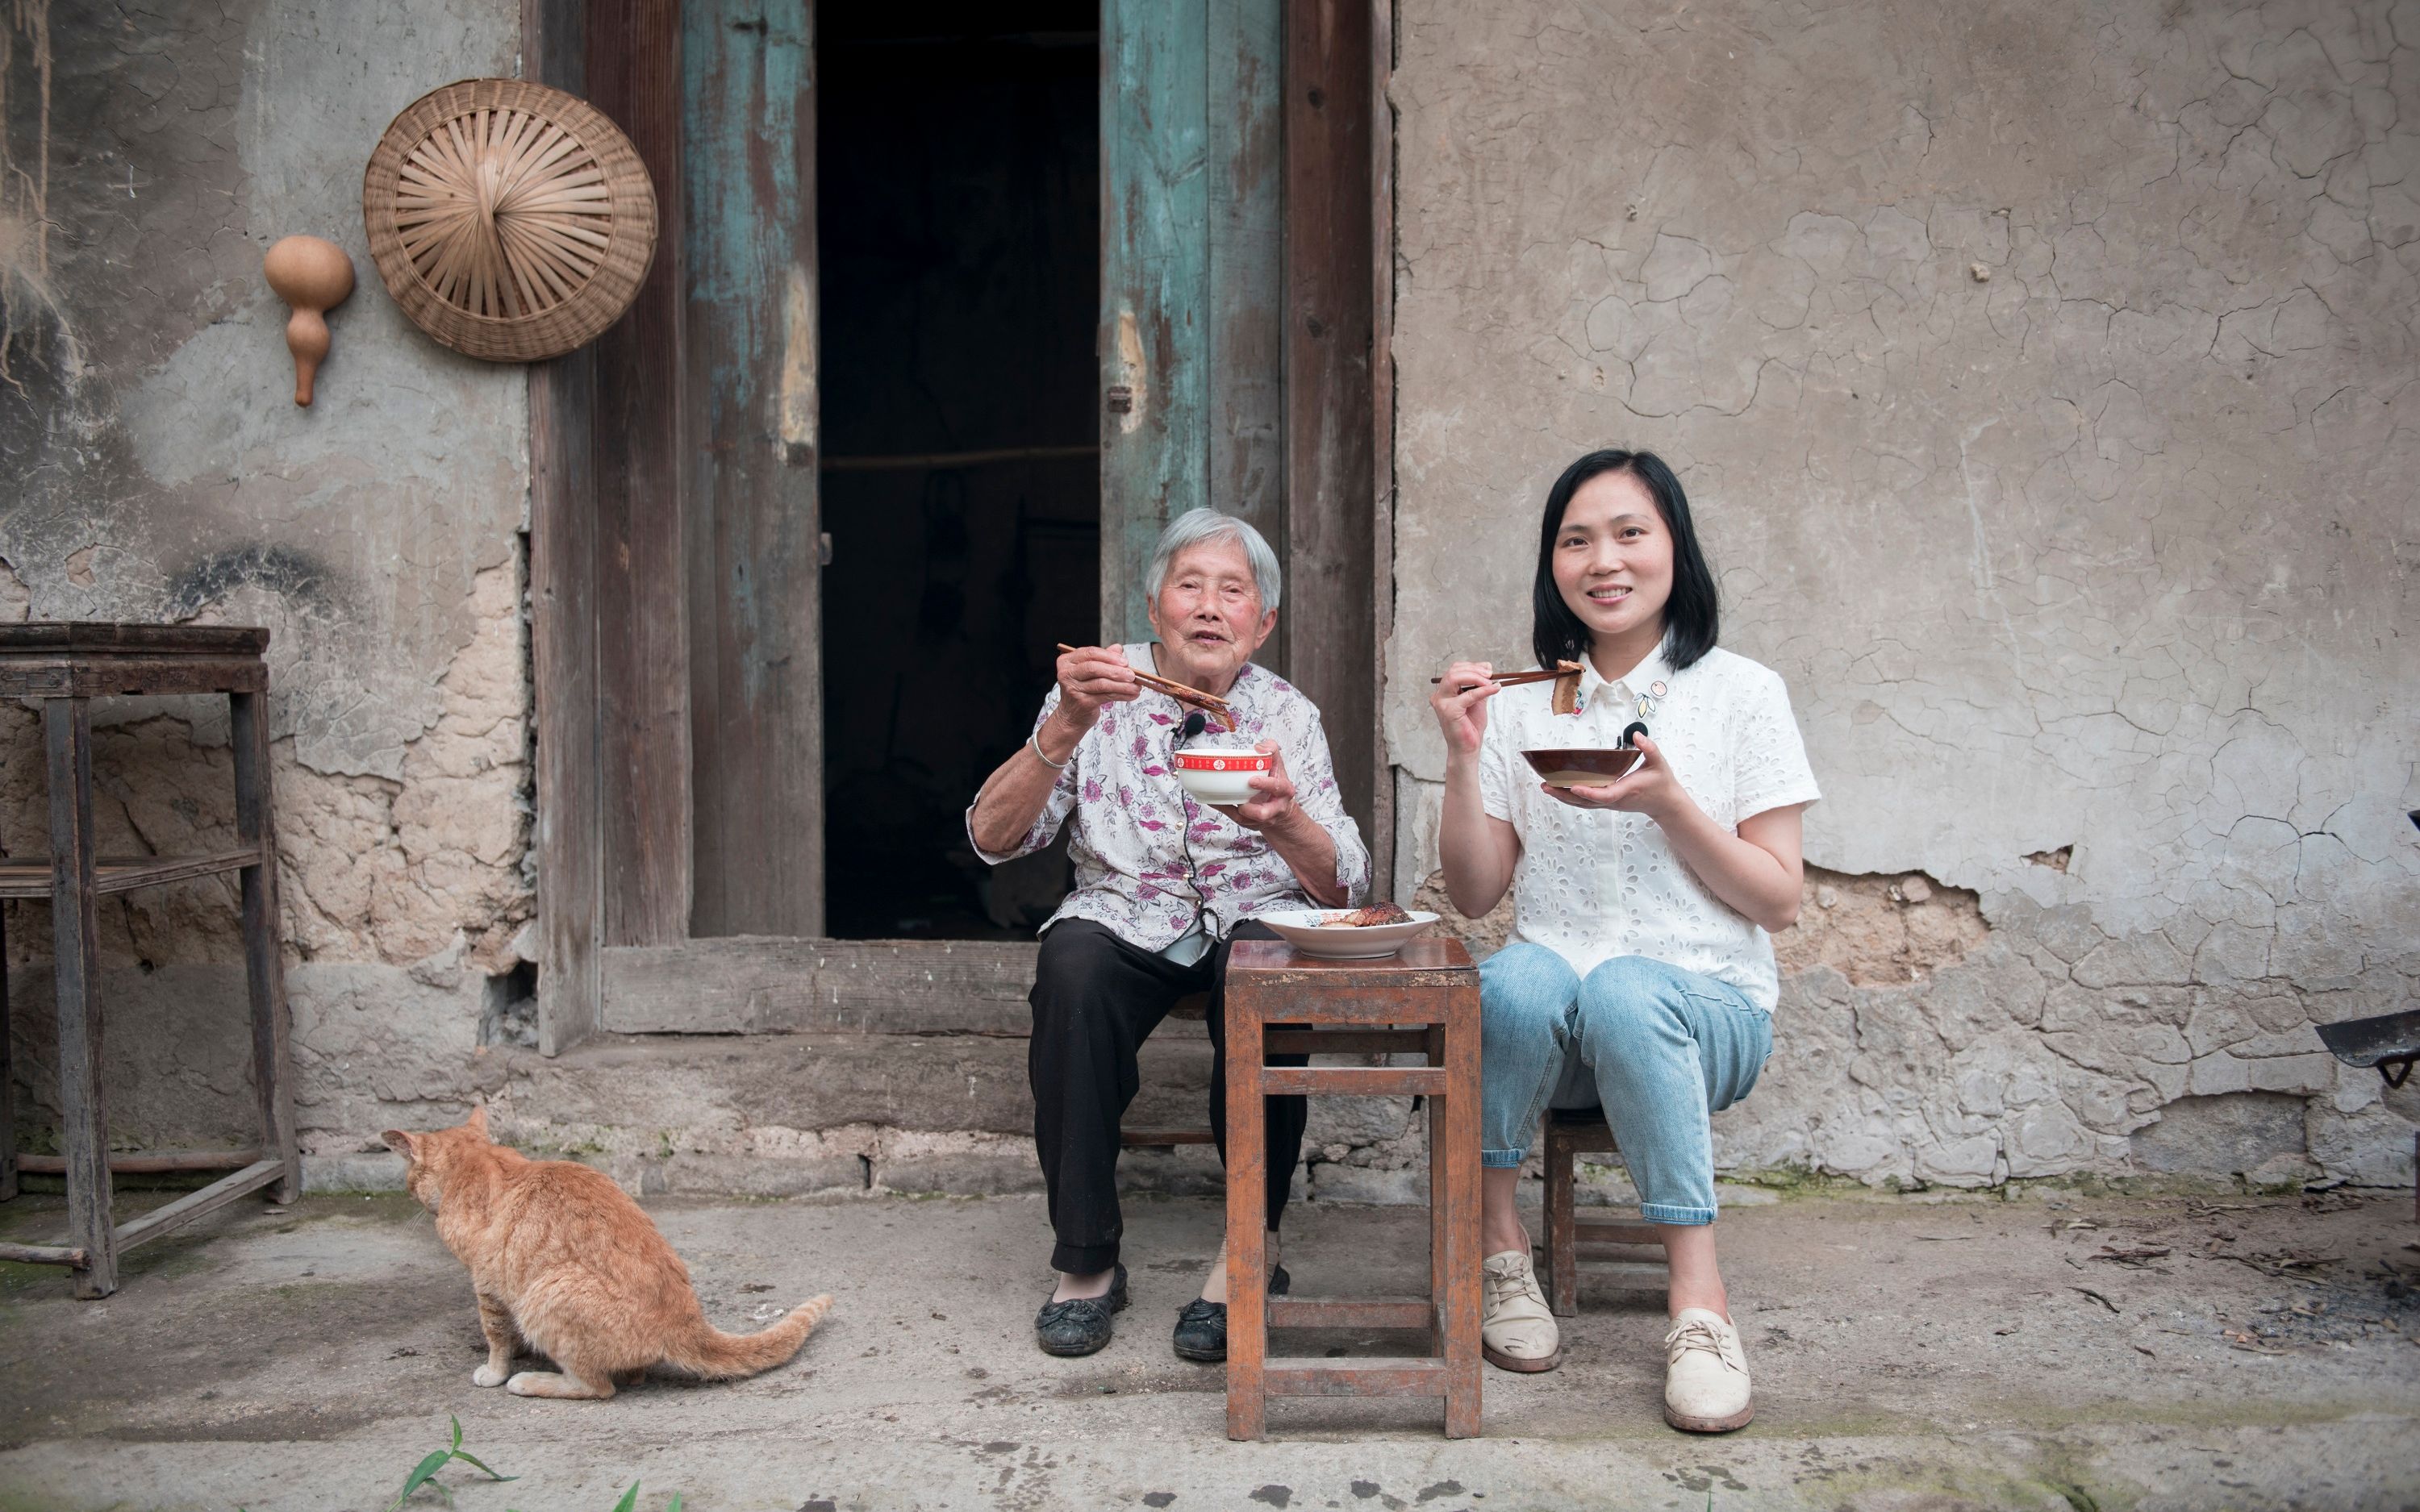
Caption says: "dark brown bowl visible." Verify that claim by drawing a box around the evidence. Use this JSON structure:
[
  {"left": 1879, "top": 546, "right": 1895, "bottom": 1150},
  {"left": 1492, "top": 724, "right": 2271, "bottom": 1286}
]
[{"left": 1521, "top": 747, "right": 1643, "bottom": 788}]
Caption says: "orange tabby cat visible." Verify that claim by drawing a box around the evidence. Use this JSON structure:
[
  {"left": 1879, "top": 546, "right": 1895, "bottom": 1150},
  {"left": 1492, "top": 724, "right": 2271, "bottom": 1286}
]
[{"left": 383, "top": 1107, "right": 833, "bottom": 1399}]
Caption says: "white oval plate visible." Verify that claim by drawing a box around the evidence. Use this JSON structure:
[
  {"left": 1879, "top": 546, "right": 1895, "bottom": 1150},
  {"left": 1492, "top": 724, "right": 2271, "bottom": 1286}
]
[{"left": 1256, "top": 907, "right": 1441, "bottom": 960}]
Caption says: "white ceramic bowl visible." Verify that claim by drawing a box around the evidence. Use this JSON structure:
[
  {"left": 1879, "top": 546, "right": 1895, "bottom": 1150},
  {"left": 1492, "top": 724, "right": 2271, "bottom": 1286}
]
[
  {"left": 1257, "top": 907, "right": 1441, "bottom": 960},
  {"left": 1175, "top": 747, "right": 1272, "bottom": 805}
]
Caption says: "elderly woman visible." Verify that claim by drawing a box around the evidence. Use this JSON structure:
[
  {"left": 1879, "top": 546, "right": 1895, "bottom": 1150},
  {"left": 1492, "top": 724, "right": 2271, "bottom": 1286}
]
[{"left": 968, "top": 508, "right": 1370, "bottom": 1361}]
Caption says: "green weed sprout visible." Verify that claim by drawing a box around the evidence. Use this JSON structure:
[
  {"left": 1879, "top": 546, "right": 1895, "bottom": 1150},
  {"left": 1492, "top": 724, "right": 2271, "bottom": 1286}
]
[{"left": 391, "top": 1414, "right": 517, "bottom": 1508}]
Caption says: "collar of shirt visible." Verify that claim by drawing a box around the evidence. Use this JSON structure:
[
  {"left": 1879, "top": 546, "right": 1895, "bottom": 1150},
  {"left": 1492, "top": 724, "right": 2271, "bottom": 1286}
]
[{"left": 1574, "top": 641, "right": 1671, "bottom": 717}]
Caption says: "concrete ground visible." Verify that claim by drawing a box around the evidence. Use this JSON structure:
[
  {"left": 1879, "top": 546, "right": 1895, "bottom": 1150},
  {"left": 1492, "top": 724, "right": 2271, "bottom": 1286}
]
[{"left": 0, "top": 1181, "right": 2414, "bottom": 1512}]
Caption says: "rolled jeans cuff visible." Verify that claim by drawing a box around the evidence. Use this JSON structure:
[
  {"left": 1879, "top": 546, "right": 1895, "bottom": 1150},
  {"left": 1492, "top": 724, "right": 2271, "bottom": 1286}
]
[
  {"left": 1639, "top": 1202, "right": 1716, "bottom": 1227},
  {"left": 1481, "top": 1148, "right": 1528, "bottom": 1170}
]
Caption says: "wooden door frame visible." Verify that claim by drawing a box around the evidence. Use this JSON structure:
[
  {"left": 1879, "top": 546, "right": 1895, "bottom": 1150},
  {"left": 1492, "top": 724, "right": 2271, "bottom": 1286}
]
[{"left": 525, "top": 0, "right": 1394, "bottom": 1052}]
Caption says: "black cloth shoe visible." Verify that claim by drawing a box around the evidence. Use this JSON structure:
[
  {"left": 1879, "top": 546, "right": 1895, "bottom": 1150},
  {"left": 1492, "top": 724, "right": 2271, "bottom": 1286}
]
[
  {"left": 1172, "top": 1264, "right": 1291, "bottom": 1364},
  {"left": 1035, "top": 1264, "right": 1129, "bottom": 1357}
]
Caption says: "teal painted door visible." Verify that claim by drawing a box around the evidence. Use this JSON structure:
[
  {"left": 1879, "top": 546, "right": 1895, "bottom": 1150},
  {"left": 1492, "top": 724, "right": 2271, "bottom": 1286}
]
[
  {"left": 682, "top": 0, "right": 824, "bottom": 938},
  {"left": 1099, "top": 0, "right": 1285, "bottom": 658}
]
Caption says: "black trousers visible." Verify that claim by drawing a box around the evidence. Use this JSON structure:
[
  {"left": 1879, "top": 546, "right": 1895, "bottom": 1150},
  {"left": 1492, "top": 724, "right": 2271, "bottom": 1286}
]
[{"left": 1028, "top": 918, "right": 1309, "bottom": 1274}]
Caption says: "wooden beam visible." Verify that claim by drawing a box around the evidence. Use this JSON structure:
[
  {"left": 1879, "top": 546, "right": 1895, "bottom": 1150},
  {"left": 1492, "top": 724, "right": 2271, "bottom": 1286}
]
[
  {"left": 1367, "top": 0, "right": 1397, "bottom": 893},
  {"left": 599, "top": 939, "right": 1039, "bottom": 1035},
  {"left": 15, "top": 1150, "right": 260, "bottom": 1176},
  {"left": 111, "top": 1160, "right": 285, "bottom": 1252},
  {"left": 1266, "top": 1297, "right": 1432, "bottom": 1331},
  {"left": 1283, "top": 0, "right": 1379, "bottom": 852},
  {"left": 1263, "top": 1356, "right": 1446, "bottom": 1396},
  {"left": 1100, "top": 0, "right": 1212, "bottom": 644},
  {"left": 1208, "top": 0, "right": 1287, "bottom": 669},
  {"left": 527, "top": 0, "right": 602, "bottom": 1055},
  {"left": 1257, "top": 1064, "right": 1443, "bottom": 1097},
  {"left": 45, "top": 698, "right": 115, "bottom": 1298},
  {"left": 682, "top": 0, "right": 823, "bottom": 939},
  {"left": 590, "top": 0, "right": 694, "bottom": 947},
  {"left": 0, "top": 1241, "right": 86, "bottom": 1268}
]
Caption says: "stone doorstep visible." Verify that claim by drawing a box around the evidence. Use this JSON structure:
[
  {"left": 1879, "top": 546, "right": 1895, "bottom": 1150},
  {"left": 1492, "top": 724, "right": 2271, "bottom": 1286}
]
[{"left": 304, "top": 1027, "right": 1464, "bottom": 1206}]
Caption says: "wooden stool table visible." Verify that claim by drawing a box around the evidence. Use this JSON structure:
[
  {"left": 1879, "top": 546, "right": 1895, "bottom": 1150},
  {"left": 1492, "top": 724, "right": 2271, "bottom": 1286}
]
[
  {"left": 1221, "top": 935, "right": 1482, "bottom": 1439},
  {"left": 1540, "top": 1105, "right": 1671, "bottom": 1316},
  {"left": 0, "top": 625, "right": 299, "bottom": 1298}
]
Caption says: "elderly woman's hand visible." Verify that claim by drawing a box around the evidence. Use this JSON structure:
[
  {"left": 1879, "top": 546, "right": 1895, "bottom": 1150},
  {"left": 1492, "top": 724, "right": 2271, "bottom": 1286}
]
[
  {"left": 1214, "top": 739, "right": 1308, "bottom": 838},
  {"left": 1052, "top": 645, "right": 1140, "bottom": 727}
]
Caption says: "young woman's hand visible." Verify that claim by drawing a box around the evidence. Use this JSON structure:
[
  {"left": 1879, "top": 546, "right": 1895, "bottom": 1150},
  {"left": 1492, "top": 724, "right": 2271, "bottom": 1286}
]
[
  {"left": 1544, "top": 733, "right": 1688, "bottom": 822},
  {"left": 1430, "top": 660, "right": 1500, "bottom": 758}
]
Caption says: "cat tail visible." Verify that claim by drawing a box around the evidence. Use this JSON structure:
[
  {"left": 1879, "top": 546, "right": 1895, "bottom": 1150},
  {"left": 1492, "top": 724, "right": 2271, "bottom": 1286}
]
[{"left": 666, "top": 1293, "right": 837, "bottom": 1379}]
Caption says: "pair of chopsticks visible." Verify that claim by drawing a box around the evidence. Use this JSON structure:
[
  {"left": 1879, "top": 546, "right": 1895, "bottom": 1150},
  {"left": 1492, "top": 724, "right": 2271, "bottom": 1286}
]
[
  {"left": 1055, "top": 644, "right": 1237, "bottom": 726},
  {"left": 1430, "top": 659, "right": 1583, "bottom": 688}
]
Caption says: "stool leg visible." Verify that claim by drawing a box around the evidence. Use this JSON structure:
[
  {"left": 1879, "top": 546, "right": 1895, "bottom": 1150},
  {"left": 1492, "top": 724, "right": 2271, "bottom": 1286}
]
[
  {"left": 1441, "top": 981, "right": 1483, "bottom": 1438},
  {"left": 45, "top": 698, "right": 115, "bottom": 1297},
  {"left": 1425, "top": 1026, "right": 1445, "bottom": 1356},
  {"left": 1544, "top": 1123, "right": 1578, "bottom": 1318},
  {"left": 230, "top": 689, "right": 298, "bottom": 1205},
  {"left": 1, "top": 901, "right": 16, "bottom": 1203},
  {"left": 1224, "top": 986, "right": 1268, "bottom": 1443}
]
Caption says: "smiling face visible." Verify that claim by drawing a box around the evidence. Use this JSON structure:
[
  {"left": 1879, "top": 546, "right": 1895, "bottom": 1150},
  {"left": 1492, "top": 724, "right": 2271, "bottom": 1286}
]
[
  {"left": 1145, "top": 536, "right": 1277, "bottom": 694},
  {"left": 1550, "top": 468, "right": 1675, "bottom": 657}
]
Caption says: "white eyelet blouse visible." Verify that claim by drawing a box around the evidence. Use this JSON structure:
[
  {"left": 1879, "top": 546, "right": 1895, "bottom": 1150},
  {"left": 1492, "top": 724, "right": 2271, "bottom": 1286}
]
[{"left": 1475, "top": 642, "right": 1821, "bottom": 1011}]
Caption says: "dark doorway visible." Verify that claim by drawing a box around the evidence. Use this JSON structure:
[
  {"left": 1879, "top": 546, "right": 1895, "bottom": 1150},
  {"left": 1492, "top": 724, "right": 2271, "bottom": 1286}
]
[{"left": 818, "top": 4, "right": 1099, "bottom": 940}]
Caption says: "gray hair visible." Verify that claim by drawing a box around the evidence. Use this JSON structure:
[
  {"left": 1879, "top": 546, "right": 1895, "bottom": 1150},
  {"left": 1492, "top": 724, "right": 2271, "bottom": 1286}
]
[{"left": 1145, "top": 508, "right": 1283, "bottom": 611}]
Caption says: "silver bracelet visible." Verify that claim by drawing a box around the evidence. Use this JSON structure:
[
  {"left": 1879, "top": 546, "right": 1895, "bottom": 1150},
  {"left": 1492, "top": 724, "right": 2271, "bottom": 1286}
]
[{"left": 1028, "top": 731, "right": 1070, "bottom": 771}]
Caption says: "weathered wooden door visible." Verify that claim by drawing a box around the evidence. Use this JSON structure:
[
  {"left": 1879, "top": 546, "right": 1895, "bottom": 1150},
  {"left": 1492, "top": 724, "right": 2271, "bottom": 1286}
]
[
  {"left": 1102, "top": 0, "right": 1380, "bottom": 831},
  {"left": 531, "top": 0, "right": 1378, "bottom": 1047},
  {"left": 1099, "top": 0, "right": 1284, "bottom": 652},
  {"left": 529, "top": 0, "right": 829, "bottom": 1048}
]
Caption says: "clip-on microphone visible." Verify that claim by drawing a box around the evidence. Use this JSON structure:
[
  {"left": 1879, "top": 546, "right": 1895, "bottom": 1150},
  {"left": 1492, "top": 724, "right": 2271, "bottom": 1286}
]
[{"left": 1179, "top": 710, "right": 1208, "bottom": 743}]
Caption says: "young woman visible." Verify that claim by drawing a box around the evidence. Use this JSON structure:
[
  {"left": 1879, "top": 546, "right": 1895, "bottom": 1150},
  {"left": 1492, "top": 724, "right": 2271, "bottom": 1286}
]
[{"left": 1429, "top": 448, "right": 1819, "bottom": 1433}]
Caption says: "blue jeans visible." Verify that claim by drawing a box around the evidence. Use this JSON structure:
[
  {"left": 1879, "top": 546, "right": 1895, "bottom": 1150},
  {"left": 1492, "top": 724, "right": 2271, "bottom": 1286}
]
[{"left": 1478, "top": 944, "right": 1772, "bottom": 1226}]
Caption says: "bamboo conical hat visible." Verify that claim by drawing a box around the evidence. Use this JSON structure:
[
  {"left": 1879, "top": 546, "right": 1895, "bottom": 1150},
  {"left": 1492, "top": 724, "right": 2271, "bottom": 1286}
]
[{"left": 363, "top": 77, "right": 657, "bottom": 363}]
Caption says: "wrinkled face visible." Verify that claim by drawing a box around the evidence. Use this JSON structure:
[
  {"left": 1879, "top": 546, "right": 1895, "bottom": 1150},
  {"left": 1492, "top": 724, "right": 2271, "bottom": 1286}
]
[
  {"left": 382, "top": 1107, "right": 490, "bottom": 1214},
  {"left": 1551, "top": 469, "right": 1675, "bottom": 648},
  {"left": 1145, "top": 538, "right": 1277, "bottom": 692}
]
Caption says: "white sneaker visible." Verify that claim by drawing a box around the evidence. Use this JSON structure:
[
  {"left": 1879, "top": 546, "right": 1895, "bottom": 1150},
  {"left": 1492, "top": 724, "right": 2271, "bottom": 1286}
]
[
  {"left": 1662, "top": 1306, "right": 1753, "bottom": 1431},
  {"left": 1479, "top": 1249, "right": 1561, "bottom": 1372}
]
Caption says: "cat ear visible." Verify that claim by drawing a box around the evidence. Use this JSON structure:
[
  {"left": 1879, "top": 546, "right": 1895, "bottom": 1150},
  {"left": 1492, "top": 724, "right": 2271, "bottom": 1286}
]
[
  {"left": 381, "top": 1129, "right": 416, "bottom": 1159},
  {"left": 464, "top": 1104, "right": 490, "bottom": 1137}
]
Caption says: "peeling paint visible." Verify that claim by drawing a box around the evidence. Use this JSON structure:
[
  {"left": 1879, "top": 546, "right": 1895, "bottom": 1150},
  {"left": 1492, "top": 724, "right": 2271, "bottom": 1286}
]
[{"left": 778, "top": 260, "right": 816, "bottom": 456}]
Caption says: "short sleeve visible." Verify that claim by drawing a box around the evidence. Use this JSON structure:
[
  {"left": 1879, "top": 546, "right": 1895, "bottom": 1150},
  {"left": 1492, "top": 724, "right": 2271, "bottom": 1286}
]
[
  {"left": 1731, "top": 666, "right": 1821, "bottom": 822},
  {"left": 1475, "top": 701, "right": 1516, "bottom": 823},
  {"left": 966, "top": 685, "right": 1081, "bottom": 864}
]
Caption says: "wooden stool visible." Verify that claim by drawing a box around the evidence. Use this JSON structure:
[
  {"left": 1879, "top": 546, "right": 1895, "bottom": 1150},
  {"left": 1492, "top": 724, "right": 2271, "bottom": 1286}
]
[
  {"left": 1539, "top": 1105, "right": 1670, "bottom": 1317},
  {"left": 1221, "top": 936, "right": 1482, "bottom": 1440},
  {"left": 0, "top": 625, "right": 299, "bottom": 1298}
]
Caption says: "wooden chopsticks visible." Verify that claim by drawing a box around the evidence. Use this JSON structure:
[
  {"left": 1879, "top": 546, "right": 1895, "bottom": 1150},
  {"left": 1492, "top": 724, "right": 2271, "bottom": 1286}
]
[
  {"left": 1055, "top": 644, "right": 1237, "bottom": 725},
  {"left": 1429, "top": 660, "right": 1583, "bottom": 688}
]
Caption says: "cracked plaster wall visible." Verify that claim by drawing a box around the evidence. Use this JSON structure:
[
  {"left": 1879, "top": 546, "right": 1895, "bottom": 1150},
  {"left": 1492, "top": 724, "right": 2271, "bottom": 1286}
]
[
  {"left": 1385, "top": 0, "right": 2420, "bottom": 1189},
  {"left": 1, "top": 2, "right": 532, "bottom": 1155}
]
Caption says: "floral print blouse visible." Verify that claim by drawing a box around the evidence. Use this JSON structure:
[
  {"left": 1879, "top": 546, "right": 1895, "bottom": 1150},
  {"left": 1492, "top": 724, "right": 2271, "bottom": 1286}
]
[{"left": 969, "top": 644, "right": 1371, "bottom": 948}]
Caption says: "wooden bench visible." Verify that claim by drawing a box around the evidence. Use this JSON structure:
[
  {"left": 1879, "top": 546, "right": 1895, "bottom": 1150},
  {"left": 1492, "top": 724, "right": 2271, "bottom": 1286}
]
[{"left": 1539, "top": 1105, "right": 1670, "bottom": 1316}]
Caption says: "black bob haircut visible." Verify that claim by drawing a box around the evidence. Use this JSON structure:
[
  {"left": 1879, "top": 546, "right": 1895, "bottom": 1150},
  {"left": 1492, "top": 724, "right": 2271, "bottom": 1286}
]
[{"left": 1530, "top": 448, "right": 1719, "bottom": 674}]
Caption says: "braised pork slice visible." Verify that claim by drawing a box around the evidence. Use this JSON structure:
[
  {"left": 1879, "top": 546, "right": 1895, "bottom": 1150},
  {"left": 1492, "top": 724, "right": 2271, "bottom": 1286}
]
[{"left": 1330, "top": 901, "right": 1412, "bottom": 928}]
